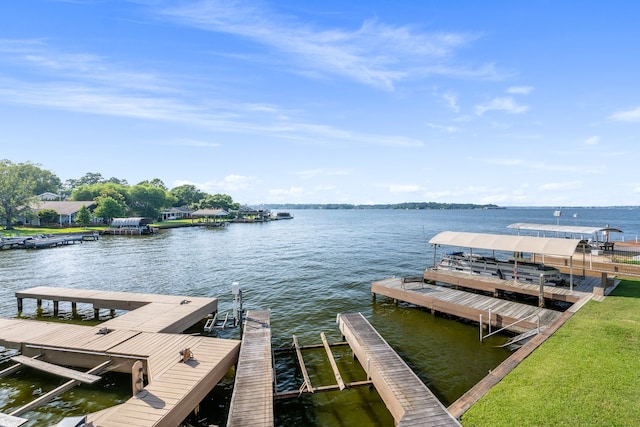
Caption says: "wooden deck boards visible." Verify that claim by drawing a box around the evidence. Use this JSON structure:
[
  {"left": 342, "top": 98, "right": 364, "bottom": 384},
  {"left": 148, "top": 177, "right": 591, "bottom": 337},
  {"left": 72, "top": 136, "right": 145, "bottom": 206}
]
[
  {"left": 337, "top": 312, "right": 461, "bottom": 427},
  {"left": 423, "top": 269, "right": 590, "bottom": 303},
  {"left": 372, "top": 277, "right": 563, "bottom": 332},
  {"left": 4, "top": 287, "right": 240, "bottom": 427},
  {"left": 227, "top": 310, "right": 273, "bottom": 427}
]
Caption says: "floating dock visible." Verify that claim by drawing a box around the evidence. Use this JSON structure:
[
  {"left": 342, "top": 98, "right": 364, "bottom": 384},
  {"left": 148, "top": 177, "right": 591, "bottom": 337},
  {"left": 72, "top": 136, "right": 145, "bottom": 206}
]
[
  {"left": 337, "top": 312, "right": 461, "bottom": 426},
  {"left": 227, "top": 310, "right": 273, "bottom": 427},
  {"left": 2, "top": 287, "right": 240, "bottom": 427},
  {"left": 372, "top": 277, "right": 563, "bottom": 333}
]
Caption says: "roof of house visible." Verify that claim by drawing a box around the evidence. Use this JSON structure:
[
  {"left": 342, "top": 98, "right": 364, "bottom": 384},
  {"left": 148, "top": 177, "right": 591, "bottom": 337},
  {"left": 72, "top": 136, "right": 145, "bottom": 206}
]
[
  {"left": 162, "top": 206, "right": 192, "bottom": 213},
  {"left": 31, "top": 201, "right": 96, "bottom": 216}
]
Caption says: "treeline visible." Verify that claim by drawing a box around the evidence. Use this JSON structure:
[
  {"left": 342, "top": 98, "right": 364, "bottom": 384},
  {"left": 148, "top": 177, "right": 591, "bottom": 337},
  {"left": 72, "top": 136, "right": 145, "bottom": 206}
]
[
  {"left": 264, "top": 202, "right": 502, "bottom": 210},
  {"left": 0, "top": 160, "right": 240, "bottom": 229}
]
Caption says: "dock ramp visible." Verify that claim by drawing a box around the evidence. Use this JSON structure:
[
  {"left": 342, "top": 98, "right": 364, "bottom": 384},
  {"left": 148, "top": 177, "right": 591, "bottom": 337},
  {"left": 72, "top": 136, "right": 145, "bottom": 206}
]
[{"left": 337, "top": 313, "right": 461, "bottom": 426}]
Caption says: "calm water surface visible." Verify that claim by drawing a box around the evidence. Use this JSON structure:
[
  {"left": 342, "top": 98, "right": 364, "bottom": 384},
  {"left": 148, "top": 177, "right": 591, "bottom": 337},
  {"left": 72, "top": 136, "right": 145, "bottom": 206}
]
[{"left": 1, "top": 207, "right": 638, "bottom": 426}]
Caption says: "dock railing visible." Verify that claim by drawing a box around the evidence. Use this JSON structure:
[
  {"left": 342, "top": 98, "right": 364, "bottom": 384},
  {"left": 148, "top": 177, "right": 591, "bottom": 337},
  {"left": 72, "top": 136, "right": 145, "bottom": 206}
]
[{"left": 480, "top": 312, "right": 540, "bottom": 342}]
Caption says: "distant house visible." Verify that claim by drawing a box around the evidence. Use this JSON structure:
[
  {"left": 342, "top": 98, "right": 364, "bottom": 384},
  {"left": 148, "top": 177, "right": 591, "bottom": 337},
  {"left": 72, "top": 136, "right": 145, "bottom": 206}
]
[
  {"left": 161, "top": 206, "right": 193, "bottom": 221},
  {"left": 22, "top": 201, "right": 96, "bottom": 225}
]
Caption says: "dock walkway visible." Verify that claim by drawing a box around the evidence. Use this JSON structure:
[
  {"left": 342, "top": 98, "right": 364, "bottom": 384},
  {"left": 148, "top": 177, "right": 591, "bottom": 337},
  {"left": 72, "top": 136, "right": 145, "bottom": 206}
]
[
  {"left": 372, "top": 278, "right": 562, "bottom": 332},
  {"left": 16, "top": 286, "right": 218, "bottom": 333},
  {"left": 337, "top": 312, "right": 461, "bottom": 426},
  {"left": 227, "top": 310, "right": 273, "bottom": 427},
  {"left": 423, "top": 269, "right": 593, "bottom": 303},
  {"left": 3, "top": 287, "right": 240, "bottom": 427}
]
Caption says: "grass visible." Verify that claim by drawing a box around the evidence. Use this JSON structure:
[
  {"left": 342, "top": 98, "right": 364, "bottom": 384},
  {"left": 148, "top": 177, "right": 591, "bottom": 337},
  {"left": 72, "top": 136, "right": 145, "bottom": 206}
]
[
  {"left": 461, "top": 279, "right": 640, "bottom": 427},
  {"left": 2, "top": 225, "right": 105, "bottom": 237}
]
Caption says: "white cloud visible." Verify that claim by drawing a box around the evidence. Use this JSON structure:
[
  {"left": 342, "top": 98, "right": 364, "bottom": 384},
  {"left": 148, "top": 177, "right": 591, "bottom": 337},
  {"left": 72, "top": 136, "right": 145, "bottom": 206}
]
[
  {"left": 475, "top": 97, "right": 528, "bottom": 115},
  {"left": 295, "top": 169, "right": 350, "bottom": 179},
  {"left": 609, "top": 107, "right": 640, "bottom": 122},
  {"left": 162, "top": 1, "right": 495, "bottom": 90},
  {"left": 269, "top": 187, "right": 305, "bottom": 197},
  {"left": 387, "top": 184, "right": 421, "bottom": 193},
  {"left": 176, "top": 175, "right": 256, "bottom": 193},
  {"left": 584, "top": 135, "right": 599, "bottom": 145},
  {"left": 426, "top": 122, "right": 458, "bottom": 133},
  {"left": 507, "top": 86, "right": 533, "bottom": 95},
  {"left": 539, "top": 181, "right": 583, "bottom": 191},
  {"left": 442, "top": 91, "right": 460, "bottom": 112}
]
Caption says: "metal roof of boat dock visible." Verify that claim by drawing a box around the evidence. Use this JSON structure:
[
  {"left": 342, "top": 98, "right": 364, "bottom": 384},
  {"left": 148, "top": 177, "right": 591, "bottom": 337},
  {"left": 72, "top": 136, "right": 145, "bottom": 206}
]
[
  {"left": 429, "top": 231, "right": 582, "bottom": 257},
  {"left": 507, "top": 223, "right": 623, "bottom": 235}
]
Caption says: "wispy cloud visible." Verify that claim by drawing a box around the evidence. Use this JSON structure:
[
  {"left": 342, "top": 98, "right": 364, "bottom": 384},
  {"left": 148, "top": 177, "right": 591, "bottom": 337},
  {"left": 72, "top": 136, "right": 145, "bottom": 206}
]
[
  {"left": 539, "top": 180, "right": 583, "bottom": 191},
  {"left": 474, "top": 97, "right": 528, "bottom": 115},
  {"left": 295, "top": 168, "right": 351, "bottom": 180},
  {"left": 426, "top": 122, "right": 458, "bottom": 133},
  {"left": 442, "top": 91, "right": 460, "bottom": 112},
  {"left": 609, "top": 106, "right": 640, "bottom": 122},
  {"left": 584, "top": 135, "right": 599, "bottom": 145},
  {"left": 507, "top": 86, "right": 533, "bottom": 95},
  {"left": 387, "top": 184, "right": 421, "bottom": 193},
  {"left": 0, "top": 42, "right": 424, "bottom": 148},
  {"left": 161, "top": 0, "right": 496, "bottom": 90},
  {"left": 176, "top": 175, "right": 257, "bottom": 193}
]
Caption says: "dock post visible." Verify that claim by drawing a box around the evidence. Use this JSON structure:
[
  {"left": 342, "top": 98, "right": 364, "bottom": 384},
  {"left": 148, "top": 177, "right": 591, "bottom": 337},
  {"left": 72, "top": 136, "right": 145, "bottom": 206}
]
[
  {"left": 53, "top": 301, "right": 59, "bottom": 317},
  {"left": 71, "top": 302, "right": 77, "bottom": 316},
  {"left": 110, "top": 309, "right": 116, "bottom": 318},
  {"left": 37, "top": 299, "right": 42, "bottom": 309},
  {"left": 94, "top": 308, "right": 100, "bottom": 320},
  {"left": 17, "top": 298, "right": 23, "bottom": 313}
]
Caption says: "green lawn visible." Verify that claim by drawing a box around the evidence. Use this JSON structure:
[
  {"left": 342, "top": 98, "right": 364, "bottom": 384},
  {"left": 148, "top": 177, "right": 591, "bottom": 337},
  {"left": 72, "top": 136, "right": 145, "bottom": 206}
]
[
  {"left": 461, "top": 279, "right": 640, "bottom": 427},
  {"left": 2, "top": 225, "right": 105, "bottom": 237}
]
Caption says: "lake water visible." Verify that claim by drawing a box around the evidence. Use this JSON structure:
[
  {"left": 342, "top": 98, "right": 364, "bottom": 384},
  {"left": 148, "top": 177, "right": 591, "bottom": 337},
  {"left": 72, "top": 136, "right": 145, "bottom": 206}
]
[{"left": 1, "top": 207, "right": 638, "bottom": 426}]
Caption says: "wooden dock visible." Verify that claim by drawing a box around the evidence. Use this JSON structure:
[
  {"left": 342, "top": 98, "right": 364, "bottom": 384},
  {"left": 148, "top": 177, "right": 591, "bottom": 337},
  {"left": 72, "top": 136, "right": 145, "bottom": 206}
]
[
  {"left": 372, "top": 277, "right": 563, "bottom": 333},
  {"left": 337, "top": 312, "right": 461, "bottom": 426},
  {"left": 2, "top": 287, "right": 240, "bottom": 427},
  {"left": 227, "top": 310, "right": 273, "bottom": 427},
  {"left": 16, "top": 286, "right": 218, "bottom": 332},
  {"left": 423, "top": 269, "right": 593, "bottom": 304}
]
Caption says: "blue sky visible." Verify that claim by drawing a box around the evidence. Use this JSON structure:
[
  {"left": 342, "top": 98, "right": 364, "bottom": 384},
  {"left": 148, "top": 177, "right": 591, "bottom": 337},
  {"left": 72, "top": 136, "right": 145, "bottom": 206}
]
[{"left": 1, "top": 1, "right": 639, "bottom": 206}]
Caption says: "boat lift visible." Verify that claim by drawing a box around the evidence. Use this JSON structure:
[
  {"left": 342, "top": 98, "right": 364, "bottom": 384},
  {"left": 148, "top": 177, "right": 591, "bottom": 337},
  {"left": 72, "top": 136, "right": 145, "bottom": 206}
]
[{"left": 204, "top": 282, "right": 244, "bottom": 332}]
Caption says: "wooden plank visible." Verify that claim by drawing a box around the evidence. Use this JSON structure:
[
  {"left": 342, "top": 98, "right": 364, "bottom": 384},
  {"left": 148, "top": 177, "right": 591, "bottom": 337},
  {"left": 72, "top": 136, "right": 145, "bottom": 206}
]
[
  {"left": 292, "top": 334, "right": 313, "bottom": 393},
  {"left": 320, "top": 332, "right": 345, "bottom": 391},
  {"left": 10, "top": 355, "right": 101, "bottom": 384},
  {"left": 227, "top": 310, "right": 273, "bottom": 427},
  {"left": 10, "top": 360, "right": 112, "bottom": 417},
  {"left": 338, "top": 313, "right": 461, "bottom": 427}
]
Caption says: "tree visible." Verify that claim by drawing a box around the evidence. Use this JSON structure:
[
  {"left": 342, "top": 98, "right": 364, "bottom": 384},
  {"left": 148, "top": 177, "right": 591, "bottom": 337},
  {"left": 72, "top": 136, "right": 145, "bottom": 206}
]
[
  {"left": 0, "top": 160, "right": 38, "bottom": 229},
  {"left": 128, "top": 184, "right": 175, "bottom": 219},
  {"left": 71, "top": 183, "right": 129, "bottom": 208},
  {"left": 38, "top": 208, "right": 59, "bottom": 225},
  {"left": 93, "top": 196, "right": 125, "bottom": 223},
  {"left": 138, "top": 178, "right": 167, "bottom": 190},
  {"left": 75, "top": 205, "right": 92, "bottom": 226},
  {"left": 170, "top": 184, "right": 206, "bottom": 208},
  {"left": 196, "top": 193, "right": 239, "bottom": 211},
  {"left": 18, "top": 163, "right": 62, "bottom": 195}
]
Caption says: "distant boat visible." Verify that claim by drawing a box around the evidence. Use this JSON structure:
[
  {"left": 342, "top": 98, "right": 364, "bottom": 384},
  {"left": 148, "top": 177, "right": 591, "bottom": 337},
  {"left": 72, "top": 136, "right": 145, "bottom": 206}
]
[
  {"left": 573, "top": 213, "right": 578, "bottom": 218},
  {"left": 274, "top": 212, "right": 294, "bottom": 220}
]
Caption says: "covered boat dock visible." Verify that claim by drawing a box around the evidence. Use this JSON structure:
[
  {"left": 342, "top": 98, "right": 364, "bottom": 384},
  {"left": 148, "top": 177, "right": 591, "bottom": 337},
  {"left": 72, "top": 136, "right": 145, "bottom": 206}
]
[
  {"left": 429, "top": 231, "right": 583, "bottom": 290},
  {"left": 507, "top": 223, "right": 623, "bottom": 252}
]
